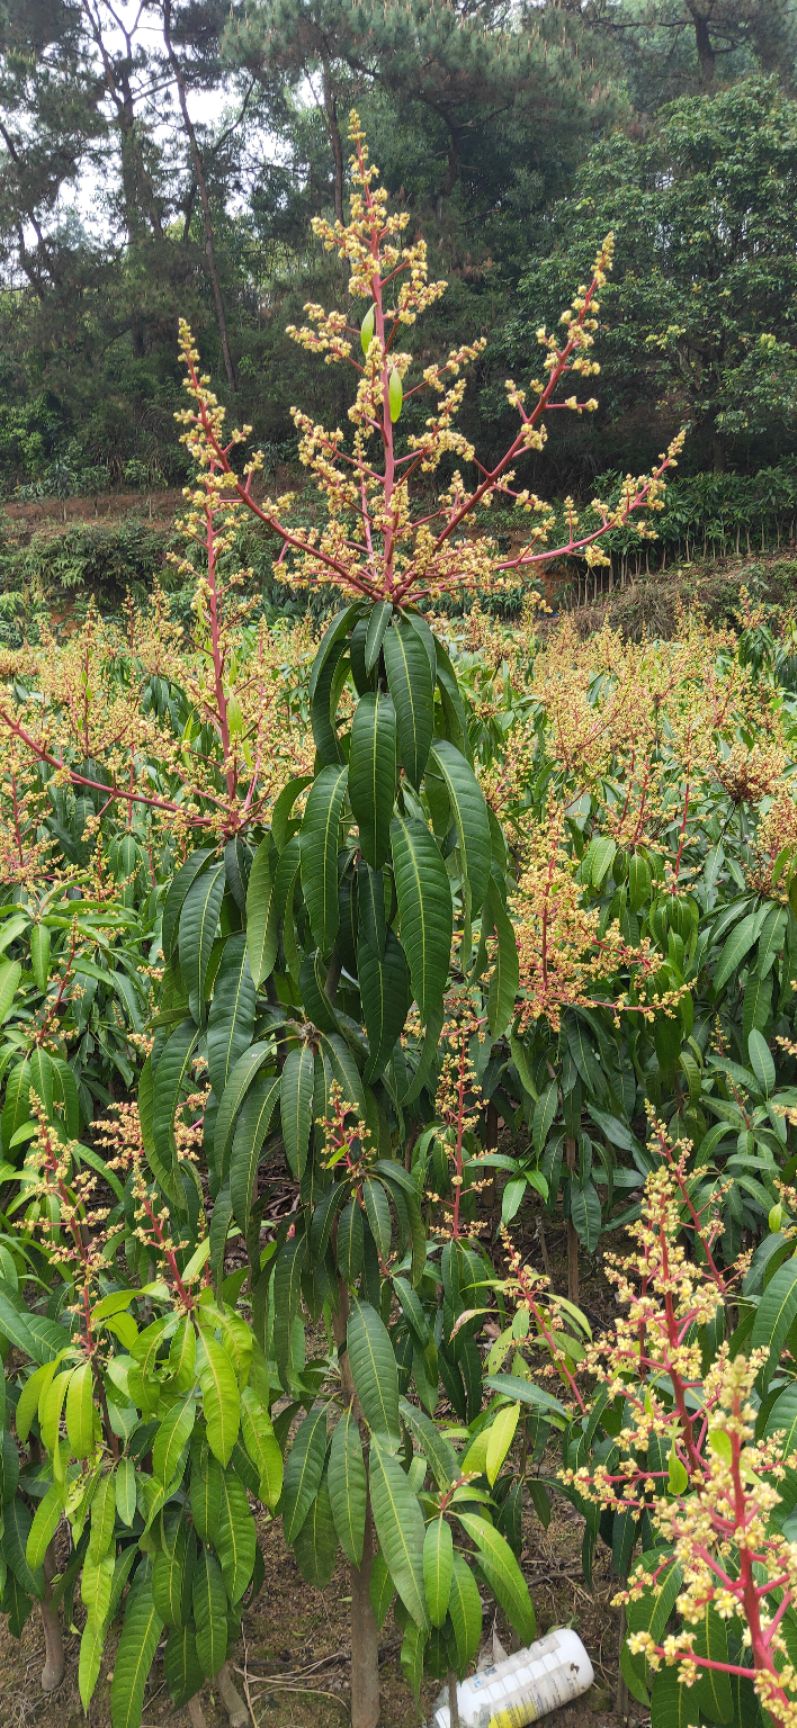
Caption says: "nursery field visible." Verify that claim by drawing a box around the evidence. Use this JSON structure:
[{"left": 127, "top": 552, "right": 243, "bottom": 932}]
[{"left": 3, "top": 129, "right": 797, "bottom": 1728}]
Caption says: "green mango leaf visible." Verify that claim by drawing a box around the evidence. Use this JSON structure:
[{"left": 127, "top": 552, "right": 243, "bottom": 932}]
[
  {"left": 364, "top": 600, "right": 393, "bottom": 672},
  {"left": 369, "top": 1434, "right": 428, "bottom": 1630},
  {"left": 197, "top": 1333, "right": 240, "bottom": 1466},
  {"left": 281, "top": 1405, "right": 328, "bottom": 1543},
  {"left": 457, "top": 1511, "right": 536, "bottom": 1645},
  {"left": 360, "top": 932, "right": 411, "bottom": 1079},
  {"left": 449, "top": 1551, "right": 483, "bottom": 1671},
  {"left": 328, "top": 1406, "right": 367, "bottom": 1566},
  {"left": 293, "top": 1479, "right": 337, "bottom": 1587},
  {"left": 110, "top": 1569, "right": 163, "bottom": 1728},
  {"left": 217, "top": 1471, "right": 256, "bottom": 1603},
  {"left": 207, "top": 932, "right": 257, "bottom": 1095},
  {"left": 281, "top": 1044, "right": 315, "bottom": 1180},
  {"left": 383, "top": 619, "right": 434, "bottom": 787},
  {"left": 349, "top": 691, "right": 397, "bottom": 869},
  {"left": 153, "top": 1393, "right": 196, "bottom": 1486},
  {"left": 391, "top": 816, "right": 452, "bottom": 1019},
  {"left": 246, "top": 836, "right": 279, "bottom": 987},
  {"left": 65, "top": 1360, "right": 95, "bottom": 1460},
  {"left": 428, "top": 741, "right": 492, "bottom": 913},
  {"left": 25, "top": 1482, "right": 63, "bottom": 1571},
  {"left": 751, "top": 1256, "right": 797, "bottom": 1386},
  {"left": 178, "top": 861, "right": 226, "bottom": 1016},
  {"left": 347, "top": 1300, "right": 400, "bottom": 1441},
  {"left": 485, "top": 881, "right": 519, "bottom": 1038},
  {"left": 713, "top": 909, "right": 761, "bottom": 993},
  {"left": 423, "top": 1516, "right": 453, "bottom": 1627},
  {"left": 192, "top": 1549, "right": 228, "bottom": 1678},
  {"left": 748, "top": 1027, "right": 775, "bottom": 1097},
  {"left": 300, "top": 764, "right": 348, "bottom": 951}
]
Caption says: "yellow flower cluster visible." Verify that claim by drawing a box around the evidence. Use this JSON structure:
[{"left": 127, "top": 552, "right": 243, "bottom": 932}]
[
  {"left": 513, "top": 793, "right": 677, "bottom": 1032},
  {"left": 175, "top": 115, "right": 682, "bottom": 608}
]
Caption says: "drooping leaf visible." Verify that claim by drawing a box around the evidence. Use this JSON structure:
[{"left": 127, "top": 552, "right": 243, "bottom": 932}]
[
  {"left": 364, "top": 601, "right": 393, "bottom": 672},
  {"left": 65, "top": 1360, "right": 95, "bottom": 1460},
  {"left": 280, "top": 1044, "right": 315, "bottom": 1180},
  {"left": 281, "top": 1405, "right": 328, "bottom": 1543},
  {"left": 25, "top": 1482, "right": 63, "bottom": 1572},
  {"left": 246, "top": 837, "right": 279, "bottom": 987},
  {"left": 448, "top": 1551, "right": 483, "bottom": 1671},
  {"left": 217, "top": 1471, "right": 256, "bottom": 1604},
  {"left": 153, "top": 1394, "right": 196, "bottom": 1486},
  {"left": 300, "top": 764, "right": 348, "bottom": 951},
  {"left": 369, "top": 1434, "right": 428, "bottom": 1630},
  {"left": 110, "top": 1569, "right": 164, "bottom": 1728},
  {"left": 360, "top": 932, "right": 411, "bottom": 1080},
  {"left": 213, "top": 1041, "right": 274, "bottom": 1177},
  {"left": 349, "top": 691, "right": 397, "bottom": 870},
  {"left": 241, "top": 1387, "right": 283, "bottom": 1508},
  {"left": 423, "top": 1517, "right": 453, "bottom": 1628},
  {"left": 293, "top": 1478, "right": 337, "bottom": 1587},
  {"left": 457, "top": 1512, "right": 536, "bottom": 1645},
  {"left": 178, "top": 862, "right": 226, "bottom": 1016},
  {"left": 328, "top": 1406, "right": 367, "bottom": 1566},
  {"left": 485, "top": 880, "right": 519, "bottom": 1038},
  {"left": 391, "top": 816, "right": 452, "bottom": 1019},
  {"left": 347, "top": 1301, "right": 400, "bottom": 1443},
  {"left": 751, "top": 1257, "right": 797, "bottom": 1385},
  {"left": 713, "top": 910, "right": 761, "bottom": 993},
  {"left": 748, "top": 1028, "right": 775, "bottom": 1097},
  {"left": 229, "top": 1074, "right": 281, "bottom": 1233},
  {"left": 383, "top": 619, "right": 434, "bottom": 787},
  {"left": 192, "top": 1550, "right": 228, "bottom": 1679},
  {"left": 197, "top": 1333, "right": 240, "bottom": 1466},
  {"left": 428, "top": 741, "right": 492, "bottom": 913},
  {"left": 207, "top": 933, "right": 257, "bottom": 1096}
]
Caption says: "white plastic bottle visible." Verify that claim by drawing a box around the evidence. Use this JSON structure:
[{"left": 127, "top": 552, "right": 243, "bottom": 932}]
[{"left": 429, "top": 1627, "right": 594, "bottom": 1728}]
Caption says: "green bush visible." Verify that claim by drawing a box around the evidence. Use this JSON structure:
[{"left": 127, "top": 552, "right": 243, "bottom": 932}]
[{"left": 4, "top": 519, "right": 169, "bottom": 602}]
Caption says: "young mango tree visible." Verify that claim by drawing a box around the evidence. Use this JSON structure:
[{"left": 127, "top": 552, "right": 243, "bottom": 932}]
[
  {"left": 0, "top": 117, "right": 681, "bottom": 1728},
  {"left": 149, "top": 115, "right": 682, "bottom": 1728}
]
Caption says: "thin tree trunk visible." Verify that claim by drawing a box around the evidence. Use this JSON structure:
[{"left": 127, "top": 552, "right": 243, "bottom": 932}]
[
  {"left": 320, "top": 55, "right": 345, "bottom": 223},
  {"left": 332, "top": 1282, "right": 380, "bottom": 1728},
  {"left": 40, "top": 1540, "right": 65, "bottom": 1692},
  {"left": 686, "top": 2, "right": 716, "bottom": 86},
  {"left": 448, "top": 1670, "right": 461, "bottom": 1727},
  {"left": 616, "top": 1603, "right": 629, "bottom": 1721},
  {"left": 217, "top": 1661, "right": 248, "bottom": 1727},
  {"left": 161, "top": 0, "right": 237, "bottom": 391},
  {"left": 565, "top": 1135, "right": 580, "bottom": 1305}
]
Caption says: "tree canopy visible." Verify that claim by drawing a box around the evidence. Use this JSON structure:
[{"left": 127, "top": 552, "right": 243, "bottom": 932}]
[{"left": 0, "top": 0, "right": 794, "bottom": 493}]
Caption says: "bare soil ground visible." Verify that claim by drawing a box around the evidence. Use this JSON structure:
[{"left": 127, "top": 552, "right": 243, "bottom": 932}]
[
  {"left": 0, "top": 1244, "right": 636, "bottom": 1728},
  {"left": 0, "top": 1492, "right": 632, "bottom": 1728}
]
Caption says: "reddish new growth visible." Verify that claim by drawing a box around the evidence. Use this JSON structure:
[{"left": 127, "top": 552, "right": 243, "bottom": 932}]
[
  {"left": 96, "top": 1098, "right": 207, "bottom": 1313},
  {"left": 564, "top": 1120, "right": 797, "bottom": 1728},
  {"left": 429, "top": 998, "right": 491, "bottom": 1241}
]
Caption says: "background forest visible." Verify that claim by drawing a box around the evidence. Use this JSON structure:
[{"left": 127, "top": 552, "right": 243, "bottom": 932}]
[{"left": 3, "top": 0, "right": 797, "bottom": 515}]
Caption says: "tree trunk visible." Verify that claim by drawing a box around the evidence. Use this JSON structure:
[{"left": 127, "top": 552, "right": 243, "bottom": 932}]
[
  {"left": 161, "top": 0, "right": 238, "bottom": 392},
  {"left": 448, "top": 1670, "right": 462, "bottom": 1727},
  {"left": 565, "top": 1135, "right": 580, "bottom": 1305},
  {"left": 40, "top": 1541, "right": 65, "bottom": 1692},
  {"left": 332, "top": 1283, "right": 380, "bottom": 1728},
  {"left": 321, "top": 55, "right": 345, "bottom": 223},
  {"left": 686, "top": 2, "right": 716, "bottom": 86}
]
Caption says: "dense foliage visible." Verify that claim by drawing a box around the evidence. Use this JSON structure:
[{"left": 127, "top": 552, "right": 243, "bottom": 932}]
[{"left": 1, "top": 0, "right": 796, "bottom": 517}]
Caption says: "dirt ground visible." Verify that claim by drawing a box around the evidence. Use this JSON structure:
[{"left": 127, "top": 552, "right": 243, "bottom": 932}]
[
  {"left": 0, "top": 1207, "right": 639, "bottom": 1728},
  {"left": 0, "top": 1489, "right": 633, "bottom": 1728}
]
